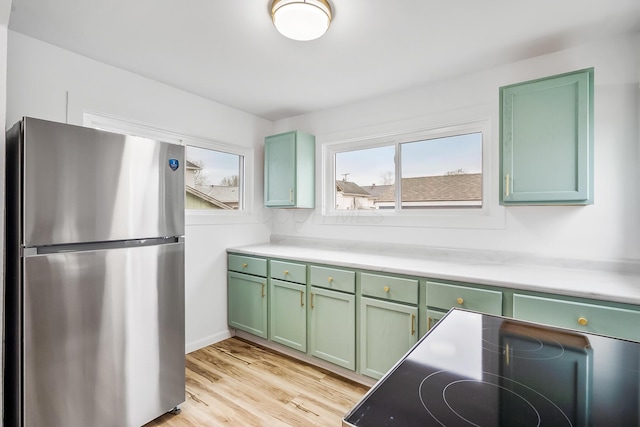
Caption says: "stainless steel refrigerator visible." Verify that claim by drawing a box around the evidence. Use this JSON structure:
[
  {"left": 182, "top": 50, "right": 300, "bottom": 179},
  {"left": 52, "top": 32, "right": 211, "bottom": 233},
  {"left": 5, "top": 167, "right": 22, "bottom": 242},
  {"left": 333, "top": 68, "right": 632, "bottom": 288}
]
[{"left": 4, "top": 117, "right": 186, "bottom": 426}]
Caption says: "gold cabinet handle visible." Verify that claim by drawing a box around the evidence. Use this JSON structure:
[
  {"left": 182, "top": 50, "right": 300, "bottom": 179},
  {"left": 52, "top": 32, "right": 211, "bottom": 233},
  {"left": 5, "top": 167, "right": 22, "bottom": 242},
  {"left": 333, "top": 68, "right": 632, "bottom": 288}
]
[
  {"left": 284, "top": 270, "right": 289, "bottom": 275},
  {"left": 261, "top": 283, "right": 265, "bottom": 298},
  {"left": 327, "top": 276, "right": 333, "bottom": 283},
  {"left": 411, "top": 314, "right": 416, "bottom": 335},
  {"left": 242, "top": 263, "right": 248, "bottom": 268},
  {"left": 383, "top": 286, "right": 390, "bottom": 293},
  {"left": 311, "top": 293, "right": 315, "bottom": 309},
  {"left": 505, "top": 174, "right": 510, "bottom": 197},
  {"left": 578, "top": 317, "right": 588, "bottom": 326},
  {"left": 456, "top": 297, "right": 464, "bottom": 305},
  {"left": 428, "top": 317, "right": 433, "bottom": 330},
  {"left": 300, "top": 290, "right": 304, "bottom": 307}
]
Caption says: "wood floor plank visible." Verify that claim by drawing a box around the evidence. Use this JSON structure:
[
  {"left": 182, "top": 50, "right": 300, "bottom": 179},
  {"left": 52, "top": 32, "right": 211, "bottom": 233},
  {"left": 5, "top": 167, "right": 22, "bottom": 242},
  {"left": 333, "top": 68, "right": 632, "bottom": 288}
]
[{"left": 145, "top": 337, "right": 369, "bottom": 427}]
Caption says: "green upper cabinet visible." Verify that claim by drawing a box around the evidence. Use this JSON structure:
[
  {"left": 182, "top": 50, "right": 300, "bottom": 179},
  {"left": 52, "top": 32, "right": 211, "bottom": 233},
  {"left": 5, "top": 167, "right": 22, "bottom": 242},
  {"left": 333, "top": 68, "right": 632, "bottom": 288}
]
[
  {"left": 500, "top": 68, "right": 594, "bottom": 205},
  {"left": 264, "top": 130, "right": 315, "bottom": 208}
]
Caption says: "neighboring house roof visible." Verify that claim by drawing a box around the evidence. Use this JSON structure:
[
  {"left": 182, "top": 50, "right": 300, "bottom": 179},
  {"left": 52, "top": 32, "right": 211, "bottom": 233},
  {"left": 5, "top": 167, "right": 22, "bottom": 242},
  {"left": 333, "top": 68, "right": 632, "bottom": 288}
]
[
  {"left": 195, "top": 185, "right": 239, "bottom": 204},
  {"left": 186, "top": 185, "right": 234, "bottom": 209},
  {"left": 186, "top": 160, "right": 201, "bottom": 170},
  {"left": 375, "top": 174, "right": 482, "bottom": 202},
  {"left": 336, "top": 180, "right": 374, "bottom": 197},
  {"left": 361, "top": 184, "right": 393, "bottom": 199}
]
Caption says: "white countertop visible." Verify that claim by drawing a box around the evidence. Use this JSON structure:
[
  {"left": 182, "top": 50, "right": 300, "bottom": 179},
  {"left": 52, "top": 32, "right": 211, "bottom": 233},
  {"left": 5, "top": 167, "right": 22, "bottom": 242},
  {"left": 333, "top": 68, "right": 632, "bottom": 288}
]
[{"left": 228, "top": 236, "right": 640, "bottom": 306}]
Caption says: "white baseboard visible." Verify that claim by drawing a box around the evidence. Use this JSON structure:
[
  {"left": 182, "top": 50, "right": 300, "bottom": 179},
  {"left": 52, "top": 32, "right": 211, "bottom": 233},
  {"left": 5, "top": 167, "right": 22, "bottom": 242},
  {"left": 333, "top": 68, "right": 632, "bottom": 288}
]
[{"left": 186, "top": 329, "right": 233, "bottom": 354}]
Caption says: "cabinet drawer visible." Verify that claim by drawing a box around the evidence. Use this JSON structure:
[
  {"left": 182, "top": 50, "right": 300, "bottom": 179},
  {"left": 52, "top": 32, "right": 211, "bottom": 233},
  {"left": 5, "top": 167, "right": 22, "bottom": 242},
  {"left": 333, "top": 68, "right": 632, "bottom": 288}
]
[
  {"left": 361, "top": 273, "right": 418, "bottom": 305},
  {"left": 310, "top": 265, "right": 355, "bottom": 294},
  {"left": 513, "top": 294, "right": 640, "bottom": 342},
  {"left": 270, "top": 260, "right": 306, "bottom": 284},
  {"left": 228, "top": 254, "right": 267, "bottom": 277},
  {"left": 426, "top": 281, "right": 502, "bottom": 315}
]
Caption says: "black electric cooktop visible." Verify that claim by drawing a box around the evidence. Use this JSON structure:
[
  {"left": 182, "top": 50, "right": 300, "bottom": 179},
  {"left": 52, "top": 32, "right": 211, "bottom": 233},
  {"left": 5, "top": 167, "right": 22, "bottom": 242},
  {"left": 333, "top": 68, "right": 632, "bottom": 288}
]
[{"left": 344, "top": 309, "right": 640, "bottom": 426}]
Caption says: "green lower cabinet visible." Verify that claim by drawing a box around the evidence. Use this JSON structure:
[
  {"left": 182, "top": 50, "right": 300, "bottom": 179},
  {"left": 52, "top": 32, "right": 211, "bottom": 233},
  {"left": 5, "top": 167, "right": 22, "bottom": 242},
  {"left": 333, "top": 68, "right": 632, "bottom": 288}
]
[
  {"left": 426, "top": 309, "right": 448, "bottom": 331},
  {"left": 228, "top": 271, "right": 268, "bottom": 339},
  {"left": 309, "top": 286, "right": 356, "bottom": 370},
  {"left": 513, "top": 294, "right": 640, "bottom": 342},
  {"left": 426, "top": 281, "right": 503, "bottom": 316},
  {"left": 360, "top": 297, "right": 418, "bottom": 380},
  {"left": 269, "top": 279, "right": 307, "bottom": 352}
]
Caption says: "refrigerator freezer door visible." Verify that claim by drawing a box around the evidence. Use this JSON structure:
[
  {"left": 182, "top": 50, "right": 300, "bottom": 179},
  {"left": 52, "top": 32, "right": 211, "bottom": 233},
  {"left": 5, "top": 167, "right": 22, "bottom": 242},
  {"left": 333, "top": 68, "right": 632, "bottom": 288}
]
[
  {"left": 21, "top": 117, "right": 184, "bottom": 247},
  {"left": 22, "top": 242, "right": 185, "bottom": 427}
]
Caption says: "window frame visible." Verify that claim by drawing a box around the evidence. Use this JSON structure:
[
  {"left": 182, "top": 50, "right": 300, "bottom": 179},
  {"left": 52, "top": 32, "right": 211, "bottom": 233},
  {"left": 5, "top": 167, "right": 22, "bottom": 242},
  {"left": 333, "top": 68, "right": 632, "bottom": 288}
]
[
  {"left": 322, "top": 119, "right": 497, "bottom": 226},
  {"left": 83, "top": 112, "right": 254, "bottom": 221},
  {"left": 184, "top": 143, "right": 246, "bottom": 212}
]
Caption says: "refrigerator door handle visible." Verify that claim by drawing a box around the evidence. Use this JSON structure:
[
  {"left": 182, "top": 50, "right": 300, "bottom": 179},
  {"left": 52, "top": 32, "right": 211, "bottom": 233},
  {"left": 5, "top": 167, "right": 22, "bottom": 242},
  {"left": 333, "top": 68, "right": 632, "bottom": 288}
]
[{"left": 24, "top": 236, "right": 184, "bottom": 256}]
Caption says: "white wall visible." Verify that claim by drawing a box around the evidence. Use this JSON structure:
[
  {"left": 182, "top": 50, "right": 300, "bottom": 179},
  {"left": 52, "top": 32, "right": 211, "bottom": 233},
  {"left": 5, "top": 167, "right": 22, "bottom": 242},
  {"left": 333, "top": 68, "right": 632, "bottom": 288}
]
[
  {"left": 6, "top": 31, "right": 274, "bottom": 352},
  {"left": 273, "top": 33, "right": 640, "bottom": 263},
  {"left": 0, "top": 2, "right": 11, "bottom": 423},
  {"left": 4, "top": 29, "right": 639, "bottom": 365}
]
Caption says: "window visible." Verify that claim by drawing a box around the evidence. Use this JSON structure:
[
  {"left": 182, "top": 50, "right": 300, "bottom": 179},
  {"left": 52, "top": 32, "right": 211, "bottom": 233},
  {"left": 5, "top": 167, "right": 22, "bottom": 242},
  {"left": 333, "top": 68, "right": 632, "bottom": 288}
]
[
  {"left": 331, "top": 123, "right": 484, "bottom": 212},
  {"left": 185, "top": 146, "right": 243, "bottom": 210},
  {"left": 83, "top": 112, "right": 250, "bottom": 215},
  {"left": 400, "top": 133, "right": 482, "bottom": 208}
]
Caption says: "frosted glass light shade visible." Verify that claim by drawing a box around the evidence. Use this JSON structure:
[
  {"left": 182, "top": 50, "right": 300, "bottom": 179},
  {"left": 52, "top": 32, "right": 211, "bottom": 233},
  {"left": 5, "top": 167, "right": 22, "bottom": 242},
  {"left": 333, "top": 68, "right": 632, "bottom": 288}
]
[{"left": 271, "top": 0, "right": 332, "bottom": 41}]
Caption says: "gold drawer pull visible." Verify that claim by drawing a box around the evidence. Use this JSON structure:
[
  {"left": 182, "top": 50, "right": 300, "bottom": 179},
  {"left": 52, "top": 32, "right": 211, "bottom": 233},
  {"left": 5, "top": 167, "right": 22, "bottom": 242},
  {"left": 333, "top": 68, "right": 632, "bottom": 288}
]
[
  {"left": 261, "top": 283, "right": 265, "bottom": 298},
  {"left": 328, "top": 276, "right": 334, "bottom": 283},
  {"left": 242, "top": 263, "right": 248, "bottom": 268},
  {"left": 284, "top": 270, "right": 289, "bottom": 275},
  {"left": 456, "top": 297, "right": 464, "bottom": 305},
  {"left": 300, "top": 290, "right": 304, "bottom": 307},
  {"left": 578, "top": 317, "right": 588, "bottom": 326},
  {"left": 411, "top": 314, "right": 415, "bottom": 335},
  {"left": 505, "top": 174, "right": 510, "bottom": 197},
  {"left": 428, "top": 317, "right": 433, "bottom": 330},
  {"left": 383, "top": 286, "right": 390, "bottom": 293}
]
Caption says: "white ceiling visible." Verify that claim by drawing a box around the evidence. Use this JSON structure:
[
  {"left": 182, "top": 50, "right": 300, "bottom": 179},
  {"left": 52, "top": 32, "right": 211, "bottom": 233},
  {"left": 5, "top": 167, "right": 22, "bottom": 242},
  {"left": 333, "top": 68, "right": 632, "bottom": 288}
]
[{"left": 8, "top": 0, "right": 640, "bottom": 121}]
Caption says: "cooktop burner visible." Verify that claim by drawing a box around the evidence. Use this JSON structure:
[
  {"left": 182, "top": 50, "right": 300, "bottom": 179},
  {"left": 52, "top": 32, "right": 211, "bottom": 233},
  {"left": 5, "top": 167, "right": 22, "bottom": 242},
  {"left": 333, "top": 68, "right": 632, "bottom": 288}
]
[
  {"left": 418, "top": 370, "right": 571, "bottom": 426},
  {"left": 343, "top": 309, "right": 640, "bottom": 427}
]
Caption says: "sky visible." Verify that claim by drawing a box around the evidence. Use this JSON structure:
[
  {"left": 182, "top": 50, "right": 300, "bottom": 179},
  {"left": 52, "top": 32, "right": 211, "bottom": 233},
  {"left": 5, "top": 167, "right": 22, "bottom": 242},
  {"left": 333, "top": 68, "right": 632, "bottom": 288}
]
[
  {"left": 187, "top": 146, "right": 240, "bottom": 185},
  {"left": 336, "top": 133, "right": 482, "bottom": 186}
]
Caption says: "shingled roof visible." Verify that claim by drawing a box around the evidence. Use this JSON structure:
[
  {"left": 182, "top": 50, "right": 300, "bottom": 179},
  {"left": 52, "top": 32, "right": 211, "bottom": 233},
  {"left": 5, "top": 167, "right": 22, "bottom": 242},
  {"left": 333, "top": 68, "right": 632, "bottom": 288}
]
[
  {"left": 186, "top": 160, "right": 201, "bottom": 170},
  {"left": 186, "top": 185, "right": 235, "bottom": 209},
  {"left": 374, "top": 174, "right": 482, "bottom": 202},
  {"left": 336, "top": 180, "right": 373, "bottom": 197},
  {"left": 361, "top": 184, "right": 393, "bottom": 198},
  {"left": 195, "top": 185, "right": 239, "bottom": 204}
]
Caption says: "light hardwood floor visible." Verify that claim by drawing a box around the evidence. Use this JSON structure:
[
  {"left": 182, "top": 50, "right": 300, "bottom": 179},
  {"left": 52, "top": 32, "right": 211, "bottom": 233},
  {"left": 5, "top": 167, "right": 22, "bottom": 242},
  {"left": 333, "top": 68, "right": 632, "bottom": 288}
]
[{"left": 145, "top": 337, "right": 370, "bottom": 426}]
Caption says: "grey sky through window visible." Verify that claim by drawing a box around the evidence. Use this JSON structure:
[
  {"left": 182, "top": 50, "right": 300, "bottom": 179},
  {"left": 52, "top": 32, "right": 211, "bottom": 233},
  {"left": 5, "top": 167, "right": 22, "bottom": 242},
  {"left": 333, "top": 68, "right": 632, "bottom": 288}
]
[{"left": 187, "top": 146, "right": 240, "bottom": 186}]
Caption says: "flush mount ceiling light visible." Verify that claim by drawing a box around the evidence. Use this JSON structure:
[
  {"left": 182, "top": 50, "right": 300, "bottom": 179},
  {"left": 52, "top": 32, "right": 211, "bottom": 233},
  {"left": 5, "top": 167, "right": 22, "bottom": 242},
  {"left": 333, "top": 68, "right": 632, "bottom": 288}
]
[{"left": 271, "top": 0, "right": 332, "bottom": 41}]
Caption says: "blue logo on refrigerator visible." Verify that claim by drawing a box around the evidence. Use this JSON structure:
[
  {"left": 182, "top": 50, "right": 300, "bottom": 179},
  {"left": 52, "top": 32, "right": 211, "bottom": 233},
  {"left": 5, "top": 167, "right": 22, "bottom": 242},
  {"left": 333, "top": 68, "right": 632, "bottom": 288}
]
[{"left": 168, "top": 159, "right": 179, "bottom": 171}]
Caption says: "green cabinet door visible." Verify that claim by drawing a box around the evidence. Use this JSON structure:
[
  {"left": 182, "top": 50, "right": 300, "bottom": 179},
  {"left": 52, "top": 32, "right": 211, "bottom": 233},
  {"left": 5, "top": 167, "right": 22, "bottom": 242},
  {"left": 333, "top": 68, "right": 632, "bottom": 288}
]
[
  {"left": 426, "top": 309, "right": 447, "bottom": 331},
  {"left": 228, "top": 271, "right": 268, "bottom": 339},
  {"left": 500, "top": 68, "right": 594, "bottom": 205},
  {"left": 264, "top": 130, "right": 315, "bottom": 208},
  {"left": 269, "top": 279, "right": 307, "bottom": 352},
  {"left": 309, "top": 287, "right": 356, "bottom": 370},
  {"left": 360, "top": 297, "right": 418, "bottom": 380}
]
